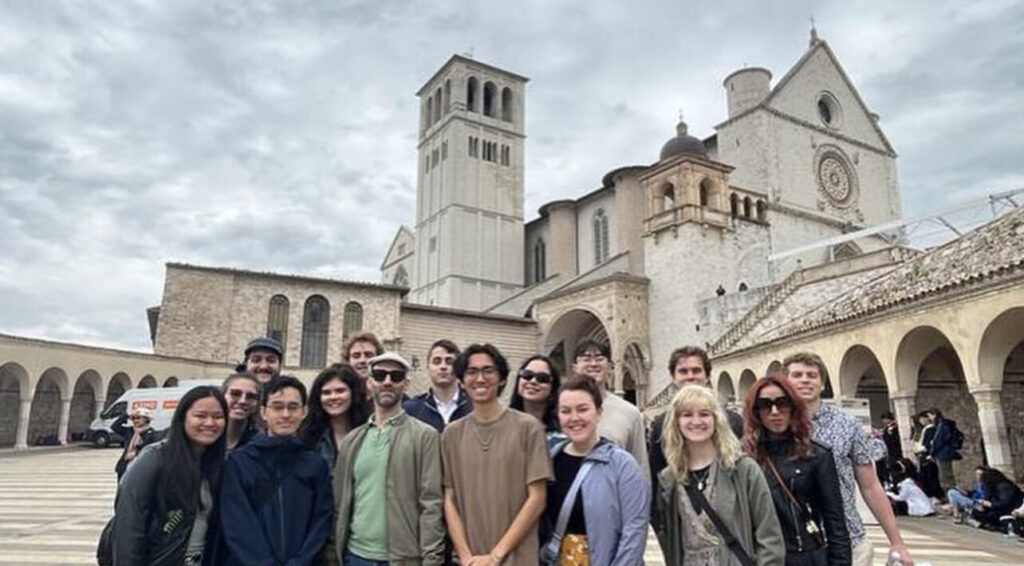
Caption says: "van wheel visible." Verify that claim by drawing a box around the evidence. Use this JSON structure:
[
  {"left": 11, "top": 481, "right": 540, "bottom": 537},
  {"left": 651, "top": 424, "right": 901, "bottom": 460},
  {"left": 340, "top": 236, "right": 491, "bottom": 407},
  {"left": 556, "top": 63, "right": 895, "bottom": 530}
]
[{"left": 93, "top": 432, "right": 110, "bottom": 448}]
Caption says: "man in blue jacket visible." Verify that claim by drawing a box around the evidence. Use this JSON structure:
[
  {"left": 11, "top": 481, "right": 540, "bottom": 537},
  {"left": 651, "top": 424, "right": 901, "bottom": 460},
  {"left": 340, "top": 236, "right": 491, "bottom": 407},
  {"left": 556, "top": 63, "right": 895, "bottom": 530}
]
[
  {"left": 404, "top": 339, "right": 472, "bottom": 433},
  {"left": 220, "top": 375, "right": 333, "bottom": 566},
  {"left": 926, "top": 408, "right": 962, "bottom": 492}
]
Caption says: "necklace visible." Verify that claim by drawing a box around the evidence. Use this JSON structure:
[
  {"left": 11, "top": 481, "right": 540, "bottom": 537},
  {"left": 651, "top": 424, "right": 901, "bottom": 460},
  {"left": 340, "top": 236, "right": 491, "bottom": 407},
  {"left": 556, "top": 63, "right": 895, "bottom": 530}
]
[
  {"left": 691, "top": 466, "right": 711, "bottom": 492},
  {"left": 471, "top": 412, "right": 503, "bottom": 451}
]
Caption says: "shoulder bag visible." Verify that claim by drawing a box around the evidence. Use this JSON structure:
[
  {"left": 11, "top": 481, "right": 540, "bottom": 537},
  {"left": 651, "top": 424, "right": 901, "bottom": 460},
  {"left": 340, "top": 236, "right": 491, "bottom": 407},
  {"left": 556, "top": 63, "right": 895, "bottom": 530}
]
[
  {"left": 541, "top": 449, "right": 595, "bottom": 566},
  {"left": 684, "top": 481, "right": 757, "bottom": 566},
  {"left": 764, "top": 458, "right": 828, "bottom": 566}
]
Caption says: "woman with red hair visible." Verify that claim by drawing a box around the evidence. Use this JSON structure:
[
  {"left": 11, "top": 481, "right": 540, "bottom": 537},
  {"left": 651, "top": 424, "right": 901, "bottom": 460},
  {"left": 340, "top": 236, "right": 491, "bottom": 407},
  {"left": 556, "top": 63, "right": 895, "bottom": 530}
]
[{"left": 744, "top": 376, "right": 851, "bottom": 566}]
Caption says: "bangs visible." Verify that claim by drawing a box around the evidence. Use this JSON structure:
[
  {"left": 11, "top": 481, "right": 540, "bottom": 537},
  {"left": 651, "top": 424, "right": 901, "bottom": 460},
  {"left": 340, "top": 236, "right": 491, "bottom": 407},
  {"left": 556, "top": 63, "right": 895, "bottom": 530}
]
[{"left": 672, "top": 386, "right": 717, "bottom": 413}]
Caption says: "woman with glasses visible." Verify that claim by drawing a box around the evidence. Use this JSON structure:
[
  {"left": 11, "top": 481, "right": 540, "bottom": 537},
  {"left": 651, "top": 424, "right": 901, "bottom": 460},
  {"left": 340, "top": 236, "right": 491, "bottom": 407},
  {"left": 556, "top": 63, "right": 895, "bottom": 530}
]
[
  {"left": 657, "top": 384, "right": 783, "bottom": 566},
  {"left": 113, "top": 407, "right": 161, "bottom": 482},
  {"left": 221, "top": 372, "right": 262, "bottom": 451},
  {"left": 743, "top": 376, "right": 850, "bottom": 566},
  {"left": 110, "top": 386, "right": 227, "bottom": 566},
  {"left": 510, "top": 354, "right": 566, "bottom": 448},
  {"left": 298, "top": 363, "right": 369, "bottom": 469}
]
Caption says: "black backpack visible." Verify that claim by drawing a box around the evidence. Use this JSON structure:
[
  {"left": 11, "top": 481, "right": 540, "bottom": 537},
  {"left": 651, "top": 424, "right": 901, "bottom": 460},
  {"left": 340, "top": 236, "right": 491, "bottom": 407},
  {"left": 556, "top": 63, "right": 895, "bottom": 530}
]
[{"left": 949, "top": 424, "right": 964, "bottom": 450}]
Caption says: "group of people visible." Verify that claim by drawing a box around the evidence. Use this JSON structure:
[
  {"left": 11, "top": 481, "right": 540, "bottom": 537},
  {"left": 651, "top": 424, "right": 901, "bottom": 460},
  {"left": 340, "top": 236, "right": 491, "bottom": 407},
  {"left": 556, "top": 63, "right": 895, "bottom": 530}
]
[{"left": 101, "top": 331, "right": 922, "bottom": 566}]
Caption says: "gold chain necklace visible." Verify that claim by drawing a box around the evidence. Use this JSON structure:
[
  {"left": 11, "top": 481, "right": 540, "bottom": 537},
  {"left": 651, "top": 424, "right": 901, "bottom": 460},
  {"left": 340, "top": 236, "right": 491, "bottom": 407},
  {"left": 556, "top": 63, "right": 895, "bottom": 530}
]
[{"left": 471, "top": 411, "right": 504, "bottom": 451}]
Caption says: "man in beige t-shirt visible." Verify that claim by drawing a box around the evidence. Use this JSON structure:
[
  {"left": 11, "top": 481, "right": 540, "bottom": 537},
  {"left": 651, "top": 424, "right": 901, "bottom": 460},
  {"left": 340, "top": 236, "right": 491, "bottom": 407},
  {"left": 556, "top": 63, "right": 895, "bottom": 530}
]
[{"left": 442, "top": 343, "right": 552, "bottom": 566}]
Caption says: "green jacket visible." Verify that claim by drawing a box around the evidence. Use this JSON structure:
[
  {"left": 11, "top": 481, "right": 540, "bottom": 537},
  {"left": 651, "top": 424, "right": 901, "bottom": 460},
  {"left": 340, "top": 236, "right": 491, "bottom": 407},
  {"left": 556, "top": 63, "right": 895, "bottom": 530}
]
[
  {"left": 331, "top": 411, "right": 445, "bottom": 566},
  {"left": 657, "top": 455, "right": 784, "bottom": 566}
]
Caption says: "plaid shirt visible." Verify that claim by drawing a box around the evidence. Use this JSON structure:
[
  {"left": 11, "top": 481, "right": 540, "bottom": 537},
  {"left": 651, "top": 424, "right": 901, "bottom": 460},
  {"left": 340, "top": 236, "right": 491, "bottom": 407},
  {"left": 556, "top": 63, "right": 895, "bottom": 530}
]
[{"left": 811, "top": 403, "right": 873, "bottom": 545}]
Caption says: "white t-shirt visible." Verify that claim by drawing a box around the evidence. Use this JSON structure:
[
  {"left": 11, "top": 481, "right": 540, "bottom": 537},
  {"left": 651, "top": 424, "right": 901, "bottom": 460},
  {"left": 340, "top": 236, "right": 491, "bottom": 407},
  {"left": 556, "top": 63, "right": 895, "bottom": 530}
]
[{"left": 888, "top": 478, "right": 935, "bottom": 516}]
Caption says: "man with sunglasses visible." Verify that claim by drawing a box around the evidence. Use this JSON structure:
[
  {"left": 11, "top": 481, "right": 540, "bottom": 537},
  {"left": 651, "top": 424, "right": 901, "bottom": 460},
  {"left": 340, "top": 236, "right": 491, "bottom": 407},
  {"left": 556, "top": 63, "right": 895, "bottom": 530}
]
[
  {"left": 405, "top": 339, "right": 473, "bottom": 433},
  {"left": 333, "top": 352, "right": 445, "bottom": 566}
]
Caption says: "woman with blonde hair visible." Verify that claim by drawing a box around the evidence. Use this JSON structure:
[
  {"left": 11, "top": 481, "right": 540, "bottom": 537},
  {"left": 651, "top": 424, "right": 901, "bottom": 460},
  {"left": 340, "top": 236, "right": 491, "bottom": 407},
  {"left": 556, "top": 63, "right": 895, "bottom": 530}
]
[{"left": 656, "top": 384, "right": 784, "bottom": 566}]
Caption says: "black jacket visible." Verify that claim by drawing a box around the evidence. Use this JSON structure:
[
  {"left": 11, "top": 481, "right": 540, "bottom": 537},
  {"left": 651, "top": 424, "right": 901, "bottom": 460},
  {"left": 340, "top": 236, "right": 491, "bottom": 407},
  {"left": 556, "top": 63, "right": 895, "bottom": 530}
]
[
  {"left": 762, "top": 437, "right": 851, "bottom": 566},
  {"left": 219, "top": 433, "right": 333, "bottom": 566},
  {"left": 403, "top": 387, "right": 473, "bottom": 433},
  {"left": 112, "top": 416, "right": 161, "bottom": 479},
  {"left": 111, "top": 441, "right": 217, "bottom": 566},
  {"left": 973, "top": 479, "right": 1024, "bottom": 526}
]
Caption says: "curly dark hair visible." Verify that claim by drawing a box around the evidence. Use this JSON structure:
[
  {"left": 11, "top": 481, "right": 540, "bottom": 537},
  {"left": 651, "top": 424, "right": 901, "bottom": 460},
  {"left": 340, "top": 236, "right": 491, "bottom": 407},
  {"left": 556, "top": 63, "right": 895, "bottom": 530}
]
[
  {"left": 742, "top": 375, "right": 813, "bottom": 461},
  {"left": 299, "top": 363, "right": 368, "bottom": 447},
  {"left": 454, "top": 343, "right": 510, "bottom": 396},
  {"left": 509, "top": 355, "right": 562, "bottom": 432}
]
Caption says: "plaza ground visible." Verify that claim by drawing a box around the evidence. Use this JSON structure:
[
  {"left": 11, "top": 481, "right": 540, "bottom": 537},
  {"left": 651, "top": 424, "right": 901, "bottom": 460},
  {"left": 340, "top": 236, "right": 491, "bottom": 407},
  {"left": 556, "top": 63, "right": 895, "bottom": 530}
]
[{"left": 0, "top": 446, "right": 1020, "bottom": 565}]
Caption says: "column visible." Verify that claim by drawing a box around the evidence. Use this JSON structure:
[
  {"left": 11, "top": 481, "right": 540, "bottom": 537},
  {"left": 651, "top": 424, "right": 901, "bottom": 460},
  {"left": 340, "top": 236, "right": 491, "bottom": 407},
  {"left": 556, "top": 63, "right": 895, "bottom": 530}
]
[
  {"left": 889, "top": 391, "right": 917, "bottom": 459},
  {"left": 971, "top": 387, "right": 1013, "bottom": 475},
  {"left": 58, "top": 398, "right": 72, "bottom": 445},
  {"left": 95, "top": 399, "right": 106, "bottom": 420},
  {"left": 14, "top": 398, "right": 31, "bottom": 449}
]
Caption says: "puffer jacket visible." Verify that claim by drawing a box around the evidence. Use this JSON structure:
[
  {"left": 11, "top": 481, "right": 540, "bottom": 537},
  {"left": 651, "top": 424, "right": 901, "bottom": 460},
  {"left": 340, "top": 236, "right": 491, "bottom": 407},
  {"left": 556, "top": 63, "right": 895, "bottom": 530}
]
[
  {"left": 762, "top": 437, "right": 851, "bottom": 566},
  {"left": 219, "top": 433, "right": 333, "bottom": 566},
  {"left": 111, "top": 441, "right": 217, "bottom": 566}
]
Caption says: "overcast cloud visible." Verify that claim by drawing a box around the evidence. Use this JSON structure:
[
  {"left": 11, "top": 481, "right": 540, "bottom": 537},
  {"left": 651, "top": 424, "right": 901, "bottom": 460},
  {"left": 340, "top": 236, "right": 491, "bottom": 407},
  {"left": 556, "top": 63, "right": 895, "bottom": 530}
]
[{"left": 1, "top": 0, "right": 1021, "bottom": 351}]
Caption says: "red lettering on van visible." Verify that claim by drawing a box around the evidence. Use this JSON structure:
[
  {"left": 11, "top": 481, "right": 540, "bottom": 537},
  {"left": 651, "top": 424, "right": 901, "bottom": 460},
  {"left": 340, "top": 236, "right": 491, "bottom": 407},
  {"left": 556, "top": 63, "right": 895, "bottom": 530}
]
[
  {"left": 132, "top": 400, "right": 157, "bottom": 411},
  {"left": 164, "top": 400, "right": 178, "bottom": 409}
]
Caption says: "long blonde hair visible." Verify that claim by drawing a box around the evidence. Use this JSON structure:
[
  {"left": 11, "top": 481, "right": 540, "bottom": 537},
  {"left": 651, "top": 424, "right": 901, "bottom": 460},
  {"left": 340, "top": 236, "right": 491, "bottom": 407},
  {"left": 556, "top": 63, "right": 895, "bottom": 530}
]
[{"left": 662, "top": 384, "right": 742, "bottom": 483}]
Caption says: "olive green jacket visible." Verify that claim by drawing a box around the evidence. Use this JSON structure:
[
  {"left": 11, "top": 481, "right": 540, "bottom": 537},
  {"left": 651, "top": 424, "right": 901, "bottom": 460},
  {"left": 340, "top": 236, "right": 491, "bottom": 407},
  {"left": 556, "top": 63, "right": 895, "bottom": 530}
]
[{"left": 330, "top": 411, "right": 445, "bottom": 566}]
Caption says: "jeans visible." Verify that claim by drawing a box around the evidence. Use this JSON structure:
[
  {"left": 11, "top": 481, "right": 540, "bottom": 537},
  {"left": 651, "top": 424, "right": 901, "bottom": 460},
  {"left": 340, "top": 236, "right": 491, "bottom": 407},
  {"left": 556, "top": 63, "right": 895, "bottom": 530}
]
[
  {"left": 344, "top": 551, "right": 389, "bottom": 566},
  {"left": 947, "top": 489, "right": 974, "bottom": 512}
]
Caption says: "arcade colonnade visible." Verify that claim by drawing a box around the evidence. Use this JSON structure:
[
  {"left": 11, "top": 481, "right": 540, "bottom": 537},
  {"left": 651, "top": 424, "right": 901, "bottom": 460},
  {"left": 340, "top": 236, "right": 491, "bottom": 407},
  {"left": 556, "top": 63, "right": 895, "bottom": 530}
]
[
  {"left": 713, "top": 283, "right": 1024, "bottom": 481},
  {"left": 0, "top": 335, "right": 229, "bottom": 449}
]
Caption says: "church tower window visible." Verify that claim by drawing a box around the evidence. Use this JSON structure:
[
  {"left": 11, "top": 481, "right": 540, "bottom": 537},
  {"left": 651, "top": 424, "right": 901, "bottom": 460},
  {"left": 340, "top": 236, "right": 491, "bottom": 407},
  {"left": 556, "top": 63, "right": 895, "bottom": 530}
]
[
  {"left": 743, "top": 197, "right": 752, "bottom": 219},
  {"left": 660, "top": 183, "right": 676, "bottom": 212},
  {"left": 266, "top": 295, "right": 289, "bottom": 352},
  {"left": 593, "top": 209, "right": 610, "bottom": 265},
  {"left": 443, "top": 79, "right": 451, "bottom": 113},
  {"left": 730, "top": 193, "right": 739, "bottom": 217},
  {"left": 425, "top": 97, "right": 434, "bottom": 127},
  {"left": 699, "top": 179, "right": 712, "bottom": 207},
  {"left": 300, "top": 295, "right": 330, "bottom": 368},
  {"left": 434, "top": 87, "right": 442, "bottom": 123},
  {"left": 501, "top": 87, "right": 513, "bottom": 122},
  {"left": 342, "top": 301, "right": 363, "bottom": 343},
  {"left": 533, "top": 239, "right": 546, "bottom": 283},
  {"left": 756, "top": 200, "right": 767, "bottom": 221},
  {"left": 483, "top": 82, "right": 496, "bottom": 117},
  {"left": 466, "top": 76, "right": 479, "bottom": 112}
]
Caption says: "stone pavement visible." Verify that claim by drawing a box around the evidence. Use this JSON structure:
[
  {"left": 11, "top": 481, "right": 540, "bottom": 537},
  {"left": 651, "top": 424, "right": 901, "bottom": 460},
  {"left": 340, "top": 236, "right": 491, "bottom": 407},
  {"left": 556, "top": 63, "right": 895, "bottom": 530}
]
[{"left": 0, "top": 446, "right": 1022, "bottom": 565}]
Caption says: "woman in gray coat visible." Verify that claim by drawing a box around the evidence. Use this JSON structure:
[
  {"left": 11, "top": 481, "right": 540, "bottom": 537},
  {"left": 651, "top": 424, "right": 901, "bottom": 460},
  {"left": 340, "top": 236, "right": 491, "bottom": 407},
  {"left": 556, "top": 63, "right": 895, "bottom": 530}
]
[{"left": 656, "top": 385, "right": 784, "bottom": 566}]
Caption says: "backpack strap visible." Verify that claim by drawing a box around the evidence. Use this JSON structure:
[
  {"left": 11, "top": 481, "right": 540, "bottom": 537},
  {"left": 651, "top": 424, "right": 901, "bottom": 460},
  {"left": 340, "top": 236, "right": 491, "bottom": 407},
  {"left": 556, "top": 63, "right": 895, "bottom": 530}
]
[{"left": 684, "top": 482, "right": 757, "bottom": 566}]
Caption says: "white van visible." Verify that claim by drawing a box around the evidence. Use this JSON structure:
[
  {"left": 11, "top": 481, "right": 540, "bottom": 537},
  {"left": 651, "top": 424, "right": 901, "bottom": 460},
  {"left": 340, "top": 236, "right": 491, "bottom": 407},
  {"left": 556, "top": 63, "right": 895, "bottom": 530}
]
[{"left": 88, "top": 379, "right": 223, "bottom": 447}]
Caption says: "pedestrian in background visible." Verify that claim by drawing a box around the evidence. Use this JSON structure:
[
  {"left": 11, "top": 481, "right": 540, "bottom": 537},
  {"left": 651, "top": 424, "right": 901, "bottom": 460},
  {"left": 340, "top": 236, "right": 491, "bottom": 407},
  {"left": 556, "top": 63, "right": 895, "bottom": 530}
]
[{"left": 113, "top": 407, "right": 160, "bottom": 482}]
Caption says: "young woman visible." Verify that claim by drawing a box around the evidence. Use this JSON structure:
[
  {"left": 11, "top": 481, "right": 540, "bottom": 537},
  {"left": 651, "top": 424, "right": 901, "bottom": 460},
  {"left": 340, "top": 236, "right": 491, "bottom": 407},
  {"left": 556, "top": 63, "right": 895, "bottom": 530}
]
[
  {"left": 911, "top": 412, "right": 942, "bottom": 499},
  {"left": 885, "top": 458, "right": 935, "bottom": 517},
  {"left": 298, "top": 363, "right": 368, "bottom": 468},
  {"left": 510, "top": 354, "right": 566, "bottom": 448},
  {"left": 221, "top": 372, "right": 261, "bottom": 451},
  {"left": 111, "top": 386, "right": 227, "bottom": 566},
  {"left": 657, "top": 384, "right": 784, "bottom": 566},
  {"left": 969, "top": 467, "right": 1024, "bottom": 530},
  {"left": 543, "top": 376, "right": 648, "bottom": 565},
  {"left": 743, "top": 376, "right": 851, "bottom": 566}
]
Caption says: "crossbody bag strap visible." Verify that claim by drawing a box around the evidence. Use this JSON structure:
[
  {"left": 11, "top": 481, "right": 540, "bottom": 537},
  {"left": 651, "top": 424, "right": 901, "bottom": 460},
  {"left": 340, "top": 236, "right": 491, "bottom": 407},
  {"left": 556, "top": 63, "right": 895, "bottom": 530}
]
[
  {"left": 550, "top": 460, "right": 595, "bottom": 548},
  {"left": 764, "top": 458, "right": 826, "bottom": 546},
  {"left": 684, "top": 482, "right": 757, "bottom": 566}
]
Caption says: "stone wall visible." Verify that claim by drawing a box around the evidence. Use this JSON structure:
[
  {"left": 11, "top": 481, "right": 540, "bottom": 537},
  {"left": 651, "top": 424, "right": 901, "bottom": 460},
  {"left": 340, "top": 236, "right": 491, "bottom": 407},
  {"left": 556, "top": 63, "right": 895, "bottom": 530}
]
[
  {"left": 0, "top": 374, "right": 19, "bottom": 447},
  {"left": 27, "top": 380, "right": 60, "bottom": 446}
]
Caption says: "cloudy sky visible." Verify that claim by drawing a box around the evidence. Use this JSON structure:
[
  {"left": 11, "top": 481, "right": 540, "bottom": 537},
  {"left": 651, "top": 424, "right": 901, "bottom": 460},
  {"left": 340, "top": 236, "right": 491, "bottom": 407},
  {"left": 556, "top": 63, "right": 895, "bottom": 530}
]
[{"left": 1, "top": 0, "right": 1021, "bottom": 351}]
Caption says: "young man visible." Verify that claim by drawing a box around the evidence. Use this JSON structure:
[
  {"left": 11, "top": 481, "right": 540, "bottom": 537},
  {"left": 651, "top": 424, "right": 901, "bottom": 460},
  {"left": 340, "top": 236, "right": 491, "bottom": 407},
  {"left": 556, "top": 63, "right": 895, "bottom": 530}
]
[
  {"left": 243, "top": 336, "right": 284, "bottom": 384},
  {"left": 404, "top": 339, "right": 473, "bottom": 432},
  {"left": 442, "top": 343, "right": 551, "bottom": 566},
  {"left": 334, "top": 352, "right": 444, "bottom": 565},
  {"left": 925, "top": 407, "right": 961, "bottom": 493},
  {"left": 343, "top": 332, "right": 384, "bottom": 382},
  {"left": 785, "top": 352, "right": 914, "bottom": 566},
  {"left": 220, "top": 375, "right": 333, "bottom": 566},
  {"left": 571, "top": 339, "right": 650, "bottom": 479}
]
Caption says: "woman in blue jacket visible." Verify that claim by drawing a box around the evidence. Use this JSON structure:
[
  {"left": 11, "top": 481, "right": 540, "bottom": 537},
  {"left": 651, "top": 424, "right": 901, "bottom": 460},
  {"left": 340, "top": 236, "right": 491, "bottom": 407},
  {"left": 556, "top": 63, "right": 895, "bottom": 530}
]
[{"left": 543, "top": 376, "right": 648, "bottom": 566}]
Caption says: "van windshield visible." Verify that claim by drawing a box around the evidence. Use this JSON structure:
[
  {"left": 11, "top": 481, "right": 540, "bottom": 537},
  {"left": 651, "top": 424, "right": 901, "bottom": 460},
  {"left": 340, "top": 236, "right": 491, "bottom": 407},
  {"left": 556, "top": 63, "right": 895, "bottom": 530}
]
[{"left": 101, "top": 401, "right": 126, "bottom": 420}]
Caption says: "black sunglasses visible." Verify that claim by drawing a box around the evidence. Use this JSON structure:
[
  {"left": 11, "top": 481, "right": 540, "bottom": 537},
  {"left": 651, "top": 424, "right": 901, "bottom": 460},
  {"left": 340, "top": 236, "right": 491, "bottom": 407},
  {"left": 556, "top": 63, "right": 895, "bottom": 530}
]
[
  {"left": 753, "top": 396, "right": 794, "bottom": 413},
  {"left": 371, "top": 369, "right": 407, "bottom": 383},
  {"left": 518, "top": 369, "right": 553, "bottom": 385}
]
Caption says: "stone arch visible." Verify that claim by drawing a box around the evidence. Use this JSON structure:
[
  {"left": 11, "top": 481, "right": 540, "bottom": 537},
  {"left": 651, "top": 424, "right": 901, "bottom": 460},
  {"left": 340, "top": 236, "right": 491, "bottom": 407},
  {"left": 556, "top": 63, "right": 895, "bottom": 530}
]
[
  {"left": 28, "top": 367, "right": 68, "bottom": 446},
  {"left": 977, "top": 307, "right": 1024, "bottom": 475},
  {"left": 138, "top": 375, "right": 157, "bottom": 388},
  {"left": 839, "top": 345, "right": 889, "bottom": 425},
  {"left": 766, "top": 360, "right": 782, "bottom": 376},
  {"left": 69, "top": 370, "right": 102, "bottom": 441},
  {"left": 698, "top": 178, "right": 713, "bottom": 207},
  {"left": 621, "top": 342, "right": 647, "bottom": 406},
  {"left": 0, "top": 362, "right": 29, "bottom": 447},
  {"left": 482, "top": 81, "right": 496, "bottom": 117},
  {"left": 542, "top": 307, "right": 610, "bottom": 381},
  {"left": 164, "top": 376, "right": 179, "bottom": 387},
  {"left": 717, "top": 371, "right": 735, "bottom": 404},
  {"left": 660, "top": 182, "right": 676, "bottom": 212},
  {"left": 466, "top": 76, "right": 479, "bottom": 112},
  {"left": 501, "top": 87, "right": 513, "bottom": 121},
  {"left": 738, "top": 369, "right": 757, "bottom": 400},
  {"left": 730, "top": 193, "right": 739, "bottom": 217},
  {"left": 895, "top": 325, "right": 961, "bottom": 392},
  {"left": 106, "top": 372, "right": 132, "bottom": 408},
  {"left": 743, "top": 196, "right": 752, "bottom": 219},
  {"left": 978, "top": 307, "right": 1024, "bottom": 388}
]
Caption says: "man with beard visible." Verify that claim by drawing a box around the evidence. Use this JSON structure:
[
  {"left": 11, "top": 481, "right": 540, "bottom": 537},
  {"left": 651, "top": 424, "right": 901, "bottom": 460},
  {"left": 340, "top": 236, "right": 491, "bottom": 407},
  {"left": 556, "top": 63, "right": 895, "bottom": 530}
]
[
  {"left": 242, "top": 337, "right": 283, "bottom": 384},
  {"left": 405, "top": 339, "right": 472, "bottom": 432},
  {"left": 333, "top": 352, "right": 445, "bottom": 565}
]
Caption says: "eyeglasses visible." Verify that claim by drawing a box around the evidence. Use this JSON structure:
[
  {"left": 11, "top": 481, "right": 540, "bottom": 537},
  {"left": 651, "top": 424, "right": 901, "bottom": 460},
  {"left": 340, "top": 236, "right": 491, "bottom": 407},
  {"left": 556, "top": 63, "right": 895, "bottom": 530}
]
[
  {"left": 753, "top": 396, "right": 794, "bottom": 413},
  {"left": 576, "top": 354, "right": 607, "bottom": 363},
  {"left": 371, "top": 369, "right": 407, "bottom": 383},
  {"left": 518, "top": 369, "right": 553, "bottom": 385},
  {"left": 464, "top": 367, "right": 499, "bottom": 378},
  {"left": 227, "top": 389, "right": 259, "bottom": 402},
  {"left": 267, "top": 402, "right": 303, "bottom": 413}
]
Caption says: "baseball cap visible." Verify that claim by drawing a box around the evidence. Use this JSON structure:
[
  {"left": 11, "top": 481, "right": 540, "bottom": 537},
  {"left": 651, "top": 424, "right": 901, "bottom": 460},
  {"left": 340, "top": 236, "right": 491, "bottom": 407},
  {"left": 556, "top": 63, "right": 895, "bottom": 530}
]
[{"left": 244, "top": 336, "right": 284, "bottom": 358}]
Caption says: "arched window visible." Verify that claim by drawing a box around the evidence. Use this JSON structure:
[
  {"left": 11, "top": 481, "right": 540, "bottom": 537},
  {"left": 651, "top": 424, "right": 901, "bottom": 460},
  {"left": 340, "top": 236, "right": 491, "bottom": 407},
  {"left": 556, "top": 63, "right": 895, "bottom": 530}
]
[
  {"left": 300, "top": 295, "right": 330, "bottom": 368},
  {"left": 466, "top": 77, "right": 479, "bottom": 112},
  {"left": 444, "top": 79, "right": 451, "bottom": 113},
  {"left": 393, "top": 266, "right": 409, "bottom": 287},
  {"left": 266, "top": 295, "right": 289, "bottom": 351},
  {"left": 434, "top": 87, "right": 442, "bottom": 123},
  {"left": 425, "top": 97, "right": 434, "bottom": 127},
  {"left": 699, "top": 179, "right": 713, "bottom": 207},
  {"left": 501, "top": 87, "right": 513, "bottom": 121},
  {"left": 483, "top": 81, "right": 496, "bottom": 117},
  {"left": 593, "top": 209, "right": 610, "bottom": 265},
  {"left": 730, "top": 193, "right": 739, "bottom": 217},
  {"left": 743, "top": 197, "right": 752, "bottom": 219},
  {"left": 533, "top": 239, "right": 546, "bottom": 283},
  {"left": 660, "top": 183, "right": 675, "bottom": 212},
  {"left": 343, "top": 301, "right": 363, "bottom": 343},
  {"left": 756, "top": 200, "right": 767, "bottom": 221}
]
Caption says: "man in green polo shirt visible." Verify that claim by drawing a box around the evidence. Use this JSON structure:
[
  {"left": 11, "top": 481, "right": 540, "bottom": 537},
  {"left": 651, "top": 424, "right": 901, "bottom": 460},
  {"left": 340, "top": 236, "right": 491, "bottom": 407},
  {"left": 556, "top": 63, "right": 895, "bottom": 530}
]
[{"left": 333, "top": 352, "right": 445, "bottom": 566}]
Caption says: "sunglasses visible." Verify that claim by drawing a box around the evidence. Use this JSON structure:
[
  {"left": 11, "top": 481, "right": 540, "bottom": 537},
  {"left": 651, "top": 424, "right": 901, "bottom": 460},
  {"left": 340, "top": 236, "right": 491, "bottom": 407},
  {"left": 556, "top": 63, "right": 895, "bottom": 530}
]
[
  {"left": 753, "top": 396, "right": 794, "bottom": 413},
  {"left": 518, "top": 369, "right": 553, "bottom": 385},
  {"left": 371, "top": 369, "right": 407, "bottom": 383},
  {"left": 227, "top": 389, "right": 259, "bottom": 402}
]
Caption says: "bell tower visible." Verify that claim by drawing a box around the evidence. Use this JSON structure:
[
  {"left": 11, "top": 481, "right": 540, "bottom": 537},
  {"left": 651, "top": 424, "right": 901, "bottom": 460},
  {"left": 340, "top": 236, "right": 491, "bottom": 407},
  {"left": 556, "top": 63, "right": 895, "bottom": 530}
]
[{"left": 409, "top": 55, "right": 528, "bottom": 310}]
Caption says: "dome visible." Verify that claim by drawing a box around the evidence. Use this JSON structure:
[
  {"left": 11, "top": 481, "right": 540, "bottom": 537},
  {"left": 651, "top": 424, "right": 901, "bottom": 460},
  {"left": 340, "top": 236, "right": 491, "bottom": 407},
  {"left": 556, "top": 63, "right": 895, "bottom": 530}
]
[{"left": 659, "top": 119, "right": 707, "bottom": 161}]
